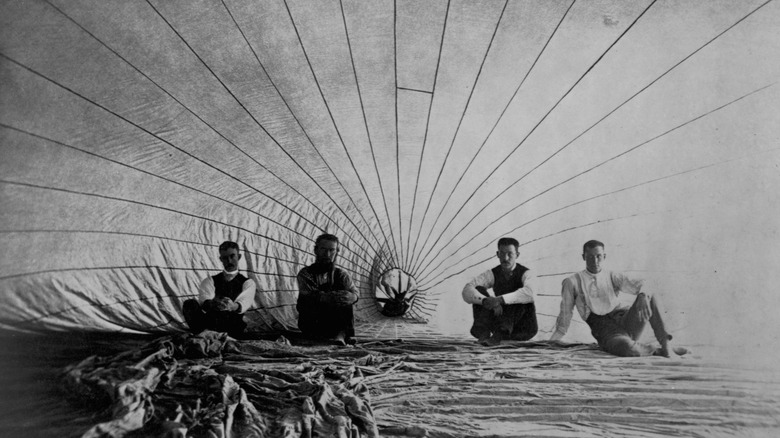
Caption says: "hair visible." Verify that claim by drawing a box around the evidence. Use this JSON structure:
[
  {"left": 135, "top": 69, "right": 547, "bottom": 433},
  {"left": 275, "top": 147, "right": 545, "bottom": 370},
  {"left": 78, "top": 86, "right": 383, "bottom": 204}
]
[
  {"left": 219, "top": 241, "right": 239, "bottom": 252},
  {"left": 315, "top": 233, "right": 339, "bottom": 247},
  {"left": 497, "top": 237, "right": 519, "bottom": 252},
  {"left": 583, "top": 240, "right": 605, "bottom": 253}
]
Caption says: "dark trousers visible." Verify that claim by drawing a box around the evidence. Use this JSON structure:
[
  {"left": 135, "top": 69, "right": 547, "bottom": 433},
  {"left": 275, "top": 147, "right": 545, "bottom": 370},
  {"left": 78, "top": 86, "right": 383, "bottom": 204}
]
[
  {"left": 183, "top": 299, "right": 246, "bottom": 338},
  {"left": 470, "top": 287, "right": 538, "bottom": 341},
  {"left": 586, "top": 295, "right": 671, "bottom": 357},
  {"left": 298, "top": 303, "right": 355, "bottom": 339}
]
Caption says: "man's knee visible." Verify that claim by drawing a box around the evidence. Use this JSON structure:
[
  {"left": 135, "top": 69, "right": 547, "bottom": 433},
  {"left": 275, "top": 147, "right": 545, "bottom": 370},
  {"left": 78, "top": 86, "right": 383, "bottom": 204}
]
[
  {"left": 183, "top": 299, "right": 205, "bottom": 333},
  {"left": 183, "top": 299, "right": 201, "bottom": 313},
  {"left": 649, "top": 294, "right": 663, "bottom": 307}
]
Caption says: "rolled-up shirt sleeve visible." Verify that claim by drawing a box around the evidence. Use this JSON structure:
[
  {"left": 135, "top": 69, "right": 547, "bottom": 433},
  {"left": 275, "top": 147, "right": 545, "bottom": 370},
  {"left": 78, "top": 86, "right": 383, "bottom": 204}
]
[
  {"left": 197, "top": 277, "right": 215, "bottom": 303},
  {"left": 499, "top": 270, "right": 536, "bottom": 305},
  {"left": 234, "top": 280, "right": 256, "bottom": 314},
  {"left": 550, "top": 277, "right": 577, "bottom": 341},
  {"left": 462, "top": 270, "right": 495, "bottom": 305}
]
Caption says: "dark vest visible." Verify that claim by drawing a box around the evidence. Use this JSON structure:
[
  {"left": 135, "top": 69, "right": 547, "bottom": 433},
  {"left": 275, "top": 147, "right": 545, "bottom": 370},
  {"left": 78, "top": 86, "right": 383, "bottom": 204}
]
[
  {"left": 491, "top": 264, "right": 529, "bottom": 296},
  {"left": 212, "top": 273, "right": 248, "bottom": 301}
]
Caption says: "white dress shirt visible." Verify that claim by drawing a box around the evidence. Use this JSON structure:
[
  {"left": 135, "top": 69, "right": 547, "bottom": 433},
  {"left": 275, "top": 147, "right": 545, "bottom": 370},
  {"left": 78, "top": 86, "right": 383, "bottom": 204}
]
[{"left": 550, "top": 270, "right": 645, "bottom": 340}]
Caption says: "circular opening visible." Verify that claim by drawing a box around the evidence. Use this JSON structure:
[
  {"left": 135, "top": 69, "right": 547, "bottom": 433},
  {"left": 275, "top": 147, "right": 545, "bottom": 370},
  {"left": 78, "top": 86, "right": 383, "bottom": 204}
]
[{"left": 375, "top": 268, "right": 419, "bottom": 317}]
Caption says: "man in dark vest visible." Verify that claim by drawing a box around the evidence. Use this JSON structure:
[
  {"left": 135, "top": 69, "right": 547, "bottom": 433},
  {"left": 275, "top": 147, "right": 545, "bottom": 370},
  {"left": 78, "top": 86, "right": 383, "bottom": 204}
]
[
  {"left": 183, "top": 241, "right": 255, "bottom": 338},
  {"left": 296, "top": 233, "right": 359, "bottom": 345},
  {"left": 462, "top": 237, "right": 539, "bottom": 346}
]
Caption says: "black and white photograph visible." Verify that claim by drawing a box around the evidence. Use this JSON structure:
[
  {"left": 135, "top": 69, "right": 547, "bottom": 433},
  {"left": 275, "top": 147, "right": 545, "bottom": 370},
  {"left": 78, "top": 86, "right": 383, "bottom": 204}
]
[{"left": 1, "top": 1, "right": 779, "bottom": 436}]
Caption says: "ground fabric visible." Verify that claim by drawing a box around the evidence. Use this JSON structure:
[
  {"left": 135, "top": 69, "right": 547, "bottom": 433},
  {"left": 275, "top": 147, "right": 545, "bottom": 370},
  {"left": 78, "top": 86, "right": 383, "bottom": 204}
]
[
  {"left": 63, "top": 331, "right": 380, "bottom": 437},
  {"left": 62, "top": 332, "right": 780, "bottom": 437}
]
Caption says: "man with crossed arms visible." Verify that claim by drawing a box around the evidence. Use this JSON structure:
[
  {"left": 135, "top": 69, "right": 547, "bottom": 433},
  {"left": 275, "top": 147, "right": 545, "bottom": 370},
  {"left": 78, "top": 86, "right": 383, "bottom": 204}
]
[
  {"left": 183, "top": 240, "right": 255, "bottom": 338},
  {"left": 462, "top": 237, "right": 539, "bottom": 346}
]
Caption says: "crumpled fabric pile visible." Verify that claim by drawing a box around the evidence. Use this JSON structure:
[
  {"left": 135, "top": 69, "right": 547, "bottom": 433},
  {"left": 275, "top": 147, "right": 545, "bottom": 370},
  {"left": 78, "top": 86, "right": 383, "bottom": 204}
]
[{"left": 62, "top": 331, "right": 380, "bottom": 437}]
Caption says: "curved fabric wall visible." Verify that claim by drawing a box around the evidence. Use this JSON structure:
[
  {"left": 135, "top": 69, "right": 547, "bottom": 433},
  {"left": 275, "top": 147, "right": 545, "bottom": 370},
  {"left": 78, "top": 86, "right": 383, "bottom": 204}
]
[{"left": 1, "top": 0, "right": 779, "bottom": 342}]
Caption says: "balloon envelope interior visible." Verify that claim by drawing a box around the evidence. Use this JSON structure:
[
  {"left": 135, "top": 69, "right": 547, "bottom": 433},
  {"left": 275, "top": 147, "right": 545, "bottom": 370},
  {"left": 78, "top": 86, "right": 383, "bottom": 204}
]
[{"left": 1, "top": 0, "right": 779, "bottom": 348}]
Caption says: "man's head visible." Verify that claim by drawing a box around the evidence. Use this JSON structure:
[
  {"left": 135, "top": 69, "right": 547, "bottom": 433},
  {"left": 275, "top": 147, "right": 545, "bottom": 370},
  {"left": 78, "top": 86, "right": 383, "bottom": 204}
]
[
  {"left": 218, "top": 241, "right": 241, "bottom": 272},
  {"left": 582, "top": 240, "right": 606, "bottom": 274},
  {"left": 314, "top": 233, "right": 339, "bottom": 265},
  {"left": 496, "top": 237, "right": 520, "bottom": 271}
]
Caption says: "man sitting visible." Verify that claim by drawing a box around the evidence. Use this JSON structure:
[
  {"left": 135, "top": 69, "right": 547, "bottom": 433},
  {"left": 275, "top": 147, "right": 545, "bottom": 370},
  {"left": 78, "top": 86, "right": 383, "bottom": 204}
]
[
  {"left": 462, "top": 237, "right": 539, "bottom": 346},
  {"left": 296, "top": 233, "right": 359, "bottom": 345},
  {"left": 550, "top": 240, "right": 688, "bottom": 357},
  {"left": 183, "top": 241, "right": 255, "bottom": 338}
]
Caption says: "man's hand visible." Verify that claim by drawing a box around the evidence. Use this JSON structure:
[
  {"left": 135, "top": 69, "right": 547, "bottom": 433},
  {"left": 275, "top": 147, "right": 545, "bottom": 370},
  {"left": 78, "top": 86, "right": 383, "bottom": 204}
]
[
  {"left": 212, "top": 296, "right": 239, "bottom": 312},
  {"left": 481, "top": 296, "right": 498, "bottom": 310},
  {"left": 320, "top": 290, "right": 358, "bottom": 307},
  {"left": 482, "top": 296, "right": 504, "bottom": 313},
  {"left": 635, "top": 293, "right": 652, "bottom": 320}
]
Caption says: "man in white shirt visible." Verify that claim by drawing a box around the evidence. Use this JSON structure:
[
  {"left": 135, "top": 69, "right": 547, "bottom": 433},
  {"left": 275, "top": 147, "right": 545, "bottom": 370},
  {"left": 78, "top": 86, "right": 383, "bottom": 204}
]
[
  {"left": 183, "top": 241, "right": 256, "bottom": 338},
  {"left": 550, "top": 240, "right": 687, "bottom": 357},
  {"left": 462, "top": 237, "right": 538, "bottom": 346}
]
